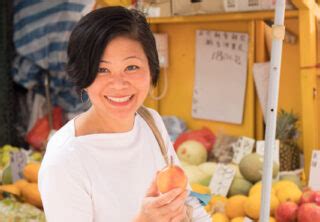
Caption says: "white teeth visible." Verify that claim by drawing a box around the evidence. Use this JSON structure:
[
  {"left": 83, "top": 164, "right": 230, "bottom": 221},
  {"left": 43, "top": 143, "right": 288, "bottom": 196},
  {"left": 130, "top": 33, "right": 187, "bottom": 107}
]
[{"left": 106, "top": 95, "right": 132, "bottom": 103}]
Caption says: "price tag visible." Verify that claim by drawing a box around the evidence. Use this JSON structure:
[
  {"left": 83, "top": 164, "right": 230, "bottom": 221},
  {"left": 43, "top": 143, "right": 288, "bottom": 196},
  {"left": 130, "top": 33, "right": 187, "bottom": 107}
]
[
  {"left": 309, "top": 150, "right": 320, "bottom": 190},
  {"left": 244, "top": 217, "right": 253, "bottom": 222},
  {"left": 209, "top": 164, "right": 236, "bottom": 196},
  {"left": 256, "top": 140, "right": 280, "bottom": 164},
  {"left": 10, "top": 151, "right": 27, "bottom": 182},
  {"left": 232, "top": 136, "right": 255, "bottom": 164}
]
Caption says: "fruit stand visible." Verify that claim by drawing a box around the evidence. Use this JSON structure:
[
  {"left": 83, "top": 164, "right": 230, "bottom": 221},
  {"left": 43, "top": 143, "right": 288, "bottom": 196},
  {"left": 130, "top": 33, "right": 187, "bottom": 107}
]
[
  {"left": 0, "top": 0, "right": 320, "bottom": 221},
  {"left": 143, "top": 0, "right": 320, "bottom": 221},
  {"left": 145, "top": 0, "right": 320, "bottom": 182}
]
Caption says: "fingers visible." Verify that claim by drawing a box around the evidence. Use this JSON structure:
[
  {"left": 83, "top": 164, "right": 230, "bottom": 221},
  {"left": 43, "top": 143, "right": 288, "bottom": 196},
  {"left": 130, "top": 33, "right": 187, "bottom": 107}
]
[
  {"left": 152, "top": 188, "right": 183, "bottom": 208},
  {"left": 160, "top": 190, "right": 188, "bottom": 214},
  {"left": 170, "top": 204, "right": 188, "bottom": 222}
]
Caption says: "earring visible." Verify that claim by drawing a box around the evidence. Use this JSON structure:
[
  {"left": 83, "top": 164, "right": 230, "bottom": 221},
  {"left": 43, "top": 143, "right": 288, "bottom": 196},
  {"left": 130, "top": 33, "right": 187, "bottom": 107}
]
[{"left": 80, "top": 89, "right": 89, "bottom": 103}]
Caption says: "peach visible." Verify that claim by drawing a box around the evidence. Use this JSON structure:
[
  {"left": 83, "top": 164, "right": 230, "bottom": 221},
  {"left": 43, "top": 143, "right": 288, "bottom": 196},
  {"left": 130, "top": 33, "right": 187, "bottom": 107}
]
[{"left": 156, "top": 157, "right": 188, "bottom": 193}]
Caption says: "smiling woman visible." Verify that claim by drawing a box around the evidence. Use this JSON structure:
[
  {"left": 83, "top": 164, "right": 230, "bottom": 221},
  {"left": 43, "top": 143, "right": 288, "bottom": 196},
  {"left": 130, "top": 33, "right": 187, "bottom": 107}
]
[
  {"left": 83, "top": 36, "right": 151, "bottom": 133},
  {"left": 37, "top": 6, "right": 210, "bottom": 222}
]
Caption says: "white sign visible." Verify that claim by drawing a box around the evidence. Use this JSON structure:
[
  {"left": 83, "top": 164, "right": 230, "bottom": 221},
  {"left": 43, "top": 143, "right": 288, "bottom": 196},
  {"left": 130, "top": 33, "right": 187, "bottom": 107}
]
[
  {"left": 10, "top": 151, "right": 27, "bottom": 182},
  {"left": 192, "top": 30, "right": 249, "bottom": 124},
  {"left": 209, "top": 164, "right": 236, "bottom": 196},
  {"left": 256, "top": 140, "right": 280, "bottom": 164},
  {"left": 309, "top": 150, "right": 320, "bottom": 190},
  {"left": 232, "top": 136, "right": 255, "bottom": 164},
  {"left": 244, "top": 217, "right": 253, "bottom": 222}
]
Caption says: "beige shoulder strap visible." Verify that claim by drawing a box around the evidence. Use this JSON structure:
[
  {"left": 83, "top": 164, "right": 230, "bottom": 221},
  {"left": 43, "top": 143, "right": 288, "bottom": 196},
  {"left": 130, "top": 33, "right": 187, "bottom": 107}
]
[
  {"left": 137, "top": 106, "right": 193, "bottom": 222},
  {"left": 137, "top": 106, "right": 169, "bottom": 165}
]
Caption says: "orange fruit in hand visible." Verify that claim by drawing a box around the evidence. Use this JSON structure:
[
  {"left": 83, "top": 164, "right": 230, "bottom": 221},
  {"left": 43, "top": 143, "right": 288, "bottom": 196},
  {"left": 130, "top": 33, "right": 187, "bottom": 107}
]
[{"left": 156, "top": 156, "right": 188, "bottom": 193}]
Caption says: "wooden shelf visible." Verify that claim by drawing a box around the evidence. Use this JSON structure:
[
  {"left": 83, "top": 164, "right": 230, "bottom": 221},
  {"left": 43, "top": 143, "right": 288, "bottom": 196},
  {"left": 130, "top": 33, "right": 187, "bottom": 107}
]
[{"left": 147, "top": 10, "right": 299, "bottom": 24}]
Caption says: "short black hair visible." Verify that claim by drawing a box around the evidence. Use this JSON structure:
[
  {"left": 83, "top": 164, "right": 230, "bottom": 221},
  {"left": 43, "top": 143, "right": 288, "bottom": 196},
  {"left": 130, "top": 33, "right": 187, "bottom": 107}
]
[{"left": 66, "top": 6, "right": 160, "bottom": 91}]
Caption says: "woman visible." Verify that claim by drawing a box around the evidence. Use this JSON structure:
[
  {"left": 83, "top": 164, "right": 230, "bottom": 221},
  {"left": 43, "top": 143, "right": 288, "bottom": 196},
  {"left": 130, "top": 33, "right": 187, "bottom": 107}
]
[{"left": 38, "top": 6, "right": 210, "bottom": 222}]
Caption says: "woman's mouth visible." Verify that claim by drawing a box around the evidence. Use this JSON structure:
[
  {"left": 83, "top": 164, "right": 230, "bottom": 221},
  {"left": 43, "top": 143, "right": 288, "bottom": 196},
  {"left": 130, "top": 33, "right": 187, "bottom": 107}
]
[{"left": 104, "top": 95, "right": 134, "bottom": 106}]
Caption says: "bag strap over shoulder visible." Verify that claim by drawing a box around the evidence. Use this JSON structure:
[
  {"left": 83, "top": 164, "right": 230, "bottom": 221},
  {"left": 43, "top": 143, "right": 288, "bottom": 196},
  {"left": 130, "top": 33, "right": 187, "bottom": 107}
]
[
  {"left": 137, "top": 106, "right": 169, "bottom": 166},
  {"left": 137, "top": 106, "right": 193, "bottom": 222}
]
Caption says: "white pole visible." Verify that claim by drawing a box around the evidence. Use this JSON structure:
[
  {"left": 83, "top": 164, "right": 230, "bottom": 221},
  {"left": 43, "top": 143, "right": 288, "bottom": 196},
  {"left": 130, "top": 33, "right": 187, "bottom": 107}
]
[{"left": 260, "top": 1, "right": 286, "bottom": 222}]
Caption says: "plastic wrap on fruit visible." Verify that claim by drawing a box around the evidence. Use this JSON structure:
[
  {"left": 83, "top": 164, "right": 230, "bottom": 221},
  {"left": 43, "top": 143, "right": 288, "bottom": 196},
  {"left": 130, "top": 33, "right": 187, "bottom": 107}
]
[
  {"left": 174, "top": 128, "right": 216, "bottom": 153},
  {"left": 162, "top": 116, "right": 187, "bottom": 142}
]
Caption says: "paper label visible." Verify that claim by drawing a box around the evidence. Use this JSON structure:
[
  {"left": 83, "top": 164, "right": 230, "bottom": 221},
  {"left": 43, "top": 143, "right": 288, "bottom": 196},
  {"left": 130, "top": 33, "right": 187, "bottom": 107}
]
[
  {"left": 232, "top": 136, "right": 255, "bottom": 164},
  {"left": 309, "top": 150, "right": 320, "bottom": 190},
  {"left": 10, "top": 151, "right": 27, "bottom": 182},
  {"left": 209, "top": 164, "right": 236, "bottom": 196},
  {"left": 256, "top": 140, "right": 280, "bottom": 164},
  {"left": 244, "top": 217, "right": 253, "bottom": 222}
]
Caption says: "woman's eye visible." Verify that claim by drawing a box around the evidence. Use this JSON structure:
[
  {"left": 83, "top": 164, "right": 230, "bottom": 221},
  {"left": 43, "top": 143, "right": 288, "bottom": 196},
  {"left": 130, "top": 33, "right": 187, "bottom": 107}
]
[
  {"left": 126, "top": 65, "right": 139, "bottom": 71},
  {"left": 98, "top": 67, "right": 109, "bottom": 73}
]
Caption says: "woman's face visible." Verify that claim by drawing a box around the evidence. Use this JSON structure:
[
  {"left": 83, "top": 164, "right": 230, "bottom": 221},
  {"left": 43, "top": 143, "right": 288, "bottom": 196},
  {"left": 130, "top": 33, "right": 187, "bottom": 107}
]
[{"left": 86, "top": 36, "right": 151, "bottom": 121}]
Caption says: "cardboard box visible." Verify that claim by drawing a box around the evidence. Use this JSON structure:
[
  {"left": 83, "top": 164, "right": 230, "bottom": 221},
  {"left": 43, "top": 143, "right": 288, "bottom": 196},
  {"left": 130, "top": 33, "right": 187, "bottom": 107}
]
[
  {"left": 142, "top": 0, "right": 172, "bottom": 17},
  {"left": 223, "top": 0, "right": 294, "bottom": 12},
  {"left": 172, "top": 0, "right": 225, "bottom": 16}
]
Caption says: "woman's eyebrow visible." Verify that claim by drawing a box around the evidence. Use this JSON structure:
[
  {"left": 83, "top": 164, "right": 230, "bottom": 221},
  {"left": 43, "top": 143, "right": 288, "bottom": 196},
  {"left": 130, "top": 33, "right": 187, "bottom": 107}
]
[
  {"left": 123, "top": 56, "right": 142, "bottom": 61},
  {"left": 100, "top": 60, "right": 110, "bottom": 64},
  {"left": 100, "top": 56, "right": 143, "bottom": 64}
]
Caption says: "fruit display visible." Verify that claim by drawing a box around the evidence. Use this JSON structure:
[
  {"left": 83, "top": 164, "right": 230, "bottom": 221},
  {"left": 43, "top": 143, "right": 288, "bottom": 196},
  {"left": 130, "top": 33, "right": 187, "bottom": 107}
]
[
  {"left": 172, "top": 124, "right": 319, "bottom": 221},
  {"left": 0, "top": 198, "right": 45, "bottom": 221},
  {"left": 196, "top": 178, "right": 319, "bottom": 221},
  {"left": 275, "top": 188, "right": 320, "bottom": 222},
  {"left": 0, "top": 145, "right": 45, "bottom": 221}
]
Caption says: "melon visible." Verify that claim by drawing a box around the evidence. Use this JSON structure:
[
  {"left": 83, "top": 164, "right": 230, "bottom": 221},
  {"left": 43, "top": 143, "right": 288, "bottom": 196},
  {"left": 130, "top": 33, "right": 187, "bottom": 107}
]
[
  {"left": 182, "top": 165, "right": 210, "bottom": 184},
  {"left": 177, "top": 140, "right": 207, "bottom": 165},
  {"left": 198, "top": 162, "right": 216, "bottom": 176},
  {"left": 239, "top": 153, "right": 279, "bottom": 183},
  {"left": 228, "top": 178, "right": 253, "bottom": 197}
]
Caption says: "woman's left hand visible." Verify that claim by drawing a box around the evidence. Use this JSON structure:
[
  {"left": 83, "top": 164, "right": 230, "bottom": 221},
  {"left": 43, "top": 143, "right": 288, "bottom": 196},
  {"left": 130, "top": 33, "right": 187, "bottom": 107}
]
[{"left": 168, "top": 204, "right": 188, "bottom": 222}]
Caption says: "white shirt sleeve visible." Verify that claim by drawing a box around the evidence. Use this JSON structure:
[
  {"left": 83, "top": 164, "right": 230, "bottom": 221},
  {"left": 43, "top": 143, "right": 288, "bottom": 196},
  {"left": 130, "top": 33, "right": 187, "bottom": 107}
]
[
  {"left": 39, "top": 161, "right": 93, "bottom": 222},
  {"left": 149, "top": 109, "right": 211, "bottom": 222}
]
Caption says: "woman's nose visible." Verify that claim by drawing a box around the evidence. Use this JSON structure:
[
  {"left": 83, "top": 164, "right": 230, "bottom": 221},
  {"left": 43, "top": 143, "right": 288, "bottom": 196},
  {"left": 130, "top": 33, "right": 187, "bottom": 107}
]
[{"left": 109, "top": 73, "right": 129, "bottom": 89}]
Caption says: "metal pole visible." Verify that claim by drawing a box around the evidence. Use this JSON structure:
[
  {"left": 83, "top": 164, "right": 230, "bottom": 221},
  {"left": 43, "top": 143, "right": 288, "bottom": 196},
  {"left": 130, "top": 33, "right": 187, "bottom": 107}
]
[{"left": 260, "top": 1, "right": 286, "bottom": 222}]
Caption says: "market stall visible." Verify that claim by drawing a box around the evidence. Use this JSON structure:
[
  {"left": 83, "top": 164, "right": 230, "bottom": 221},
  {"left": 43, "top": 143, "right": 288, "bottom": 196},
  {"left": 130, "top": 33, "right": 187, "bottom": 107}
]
[{"left": 0, "top": 0, "right": 319, "bottom": 221}]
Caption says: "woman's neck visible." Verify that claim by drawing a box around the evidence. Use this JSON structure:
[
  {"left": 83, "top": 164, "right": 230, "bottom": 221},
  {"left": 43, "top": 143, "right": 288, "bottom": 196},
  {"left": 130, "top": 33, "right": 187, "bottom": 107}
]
[{"left": 75, "top": 107, "right": 135, "bottom": 136}]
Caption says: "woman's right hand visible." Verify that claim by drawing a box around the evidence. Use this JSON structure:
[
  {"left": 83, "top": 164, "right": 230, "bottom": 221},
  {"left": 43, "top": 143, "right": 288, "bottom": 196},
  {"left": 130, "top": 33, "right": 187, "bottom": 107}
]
[{"left": 136, "top": 176, "right": 189, "bottom": 222}]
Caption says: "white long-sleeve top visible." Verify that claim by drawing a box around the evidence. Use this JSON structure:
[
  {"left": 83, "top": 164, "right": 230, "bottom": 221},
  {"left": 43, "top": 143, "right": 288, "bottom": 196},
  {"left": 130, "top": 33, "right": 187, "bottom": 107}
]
[{"left": 38, "top": 108, "right": 211, "bottom": 222}]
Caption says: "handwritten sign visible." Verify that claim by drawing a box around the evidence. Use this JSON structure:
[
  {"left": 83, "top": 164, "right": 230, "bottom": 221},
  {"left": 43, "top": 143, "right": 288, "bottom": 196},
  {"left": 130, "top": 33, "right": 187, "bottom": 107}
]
[
  {"left": 192, "top": 30, "right": 249, "bottom": 124},
  {"left": 10, "top": 151, "right": 27, "bottom": 182},
  {"left": 209, "top": 164, "right": 236, "bottom": 196},
  {"left": 232, "top": 137, "right": 255, "bottom": 164},
  {"left": 256, "top": 140, "right": 280, "bottom": 164},
  {"left": 309, "top": 150, "right": 320, "bottom": 190}
]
